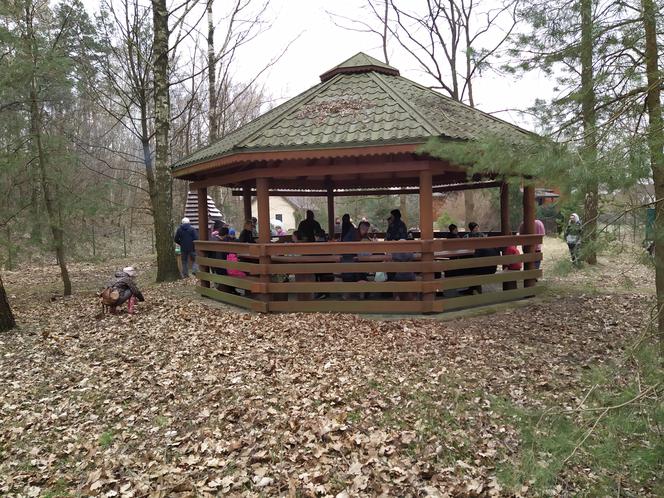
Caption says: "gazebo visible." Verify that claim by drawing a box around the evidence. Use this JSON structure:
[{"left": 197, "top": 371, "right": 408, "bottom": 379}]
[{"left": 172, "top": 53, "right": 543, "bottom": 313}]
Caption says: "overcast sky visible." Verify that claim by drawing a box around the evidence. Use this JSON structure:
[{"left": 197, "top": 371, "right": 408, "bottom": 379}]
[{"left": 82, "top": 0, "right": 555, "bottom": 131}]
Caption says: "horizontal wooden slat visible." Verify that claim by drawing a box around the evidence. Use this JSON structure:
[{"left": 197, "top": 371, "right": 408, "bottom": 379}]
[
  {"left": 265, "top": 240, "right": 425, "bottom": 256},
  {"left": 197, "top": 256, "right": 264, "bottom": 273},
  {"left": 196, "top": 271, "right": 263, "bottom": 292},
  {"left": 197, "top": 285, "right": 267, "bottom": 312},
  {"left": 267, "top": 300, "right": 435, "bottom": 313},
  {"left": 435, "top": 252, "right": 542, "bottom": 271},
  {"left": 195, "top": 241, "right": 261, "bottom": 256},
  {"left": 431, "top": 234, "right": 543, "bottom": 251},
  {"left": 441, "top": 286, "right": 543, "bottom": 311},
  {"left": 267, "top": 261, "right": 426, "bottom": 274},
  {"left": 431, "top": 269, "right": 542, "bottom": 291},
  {"left": 267, "top": 280, "right": 424, "bottom": 293}
]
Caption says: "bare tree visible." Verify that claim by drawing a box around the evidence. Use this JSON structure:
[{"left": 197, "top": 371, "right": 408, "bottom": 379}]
[{"left": 332, "top": 0, "right": 519, "bottom": 223}]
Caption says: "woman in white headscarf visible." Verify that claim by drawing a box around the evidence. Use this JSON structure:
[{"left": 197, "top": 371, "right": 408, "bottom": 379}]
[{"left": 564, "top": 213, "right": 582, "bottom": 264}]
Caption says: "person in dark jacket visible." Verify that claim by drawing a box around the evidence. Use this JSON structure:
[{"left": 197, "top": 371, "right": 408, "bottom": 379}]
[
  {"left": 386, "top": 209, "right": 408, "bottom": 241},
  {"left": 238, "top": 219, "right": 256, "bottom": 243},
  {"left": 105, "top": 266, "right": 144, "bottom": 314},
  {"left": 448, "top": 224, "right": 460, "bottom": 238},
  {"left": 174, "top": 217, "right": 199, "bottom": 278},
  {"left": 297, "top": 210, "right": 325, "bottom": 242},
  {"left": 341, "top": 213, "right": 354, "bottom": 241}
]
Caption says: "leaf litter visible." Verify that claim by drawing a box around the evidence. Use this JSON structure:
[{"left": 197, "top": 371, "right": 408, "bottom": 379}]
[{"left": 0, "top": 258, "right": 654, "bottom": 497}]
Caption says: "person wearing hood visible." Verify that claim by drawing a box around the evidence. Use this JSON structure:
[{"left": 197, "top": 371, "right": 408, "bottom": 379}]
[
  {"left": 174, "top": 217, "right": 199, "bottom": 278},
  {"left": 564, "top": 213, "right": 582, "bottom": 264},
  {"left": 103, "top": 266, "right": 144, "bottom": 314},
  {"left": 386, "top": 209, "right": 408, "bottom": 241}
]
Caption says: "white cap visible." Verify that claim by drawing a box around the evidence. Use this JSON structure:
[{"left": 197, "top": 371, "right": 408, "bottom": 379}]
[
  {"left": 123, "top": 266, "right": 137, "bottom": 277},
  {"left": 181, "top": 217, "right": 190, "bottom": 224}
]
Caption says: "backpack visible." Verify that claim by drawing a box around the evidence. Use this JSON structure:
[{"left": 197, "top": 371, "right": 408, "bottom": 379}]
[{"left": 100, "top": 287, "right": 120, "bottom": 306}]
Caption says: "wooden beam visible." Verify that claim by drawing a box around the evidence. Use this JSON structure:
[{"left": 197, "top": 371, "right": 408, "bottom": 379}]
[
  {"left": 522, "top": 182, "right": 537, "bottom": 288},
  {"left": 419, "top": 168, "right": 434, "bottom": 306},
  {"left": 256, "top": 177, "right": 271, "bottom": 305},
  {"left": 174, "top": 143, "right": 423, "bottom": 178},
  {"left": 189, "top": 160, "right": 434, "bottom": 189},
  {"left": 197, "top": 187, "right": 210, "bottom": 288},
  {"left": 327, "top": 183, "right": 335, "bottom": 239},
  {"left": 500, "top": 182, "right": 511, "bottom": 235},
  {"left": 242, "top": 185, "right": 252, "bottom": 221}
]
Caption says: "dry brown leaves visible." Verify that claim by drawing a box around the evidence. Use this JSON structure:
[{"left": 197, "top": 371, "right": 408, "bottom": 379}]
[{"left": 0, "top": 258, "right": 651, "bottom": 497}]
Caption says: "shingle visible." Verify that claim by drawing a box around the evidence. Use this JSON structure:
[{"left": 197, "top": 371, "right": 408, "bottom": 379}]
[{"left": 172, "top": 52, "right": 533, "bottom": 170}]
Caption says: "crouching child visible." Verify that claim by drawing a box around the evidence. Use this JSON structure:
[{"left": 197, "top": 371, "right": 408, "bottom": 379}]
[{"left": 100, "top": 266, "right": 145, "bottom": 314}]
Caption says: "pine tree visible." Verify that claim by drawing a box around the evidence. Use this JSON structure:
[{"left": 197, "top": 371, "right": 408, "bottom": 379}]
[{"left": 640, "top": 0, "right": 664, "bottom": 348}]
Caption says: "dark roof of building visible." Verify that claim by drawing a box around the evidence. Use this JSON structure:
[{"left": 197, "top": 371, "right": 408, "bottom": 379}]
[{"left": 172, "top": 52, "right": 533, "bottom": 170}]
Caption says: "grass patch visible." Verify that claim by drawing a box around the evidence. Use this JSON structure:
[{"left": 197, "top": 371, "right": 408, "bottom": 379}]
[
  {"left": 99, "top": 431, "right": 114, "bottom": 449},
  {"left": 550, "top": 258, "right": 574, "bottom": 277},
  {"left": 496, "top": 338, "right": 664, "bottom": 496}
]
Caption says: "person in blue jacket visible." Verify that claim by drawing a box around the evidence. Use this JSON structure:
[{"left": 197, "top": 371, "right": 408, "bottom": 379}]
[{"left": 174, "top": 217, "right": 199, "bottom": 278}]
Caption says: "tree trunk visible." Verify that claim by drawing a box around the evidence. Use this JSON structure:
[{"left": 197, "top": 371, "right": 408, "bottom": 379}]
[
  {"left": 464, "top": 190, "right": 475, "bottom": 226},
  {"left": 152, "top": 0, "right": 180, "bottom": 282},
  {"left": 399, "top": 193, "right": 407, "bottom": 226},
  {"left": 27, "top": 4, "right": 71, "bottom": 296},
  {"left": 207, "top": 0, "right": 218, "bottom": 143},
  {"left": 580, "top": 0, "right": 598, "bottom": 264},
  {"left": 0, "top": 273, "right": 15, "bottom": 332},
  {"left": 641, "top": 0, "right": 664, "bottom": 351}
]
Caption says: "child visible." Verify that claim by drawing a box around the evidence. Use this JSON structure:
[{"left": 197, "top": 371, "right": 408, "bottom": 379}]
[
  {"left": 502, "top": 246, "right": 522, "bottom": 270},
  {"left": 101, "top": 266, "right": 145, "bottom": 314}
]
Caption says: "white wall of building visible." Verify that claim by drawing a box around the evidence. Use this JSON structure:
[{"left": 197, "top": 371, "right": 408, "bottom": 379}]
[{"left": 251, "top": 196, "right": 298, "bottom": 231}]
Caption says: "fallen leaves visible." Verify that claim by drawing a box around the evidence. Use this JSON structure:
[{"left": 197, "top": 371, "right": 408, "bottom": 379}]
[{"left": 0, "top": 257, "right": 655, "bottom": 496}]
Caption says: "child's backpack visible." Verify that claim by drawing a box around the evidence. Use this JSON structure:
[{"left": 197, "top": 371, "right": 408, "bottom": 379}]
[{"left": 100, "top": 287, "right": 120, "bottom": 306}]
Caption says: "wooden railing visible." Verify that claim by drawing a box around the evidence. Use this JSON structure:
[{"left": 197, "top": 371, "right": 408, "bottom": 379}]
[{"left": 194, "top": 234, "right": 543, "bottom": 313}]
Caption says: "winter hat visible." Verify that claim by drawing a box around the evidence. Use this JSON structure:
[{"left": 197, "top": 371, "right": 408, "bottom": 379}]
[
  {"left": 123, "top": 266, "right": 137, "bottom": 277},
  {"left": 181, "top": 217, "right": 190, "bottom": 224}
]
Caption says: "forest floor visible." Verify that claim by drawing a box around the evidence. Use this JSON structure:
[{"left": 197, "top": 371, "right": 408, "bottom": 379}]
[{"left": 1, "top": 238, "right": 662, "bottom": 497}]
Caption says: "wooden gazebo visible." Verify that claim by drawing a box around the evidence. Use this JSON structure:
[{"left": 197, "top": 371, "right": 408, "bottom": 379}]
[{"left": 172, "top": 53, "right": 543, "bottom": 313}]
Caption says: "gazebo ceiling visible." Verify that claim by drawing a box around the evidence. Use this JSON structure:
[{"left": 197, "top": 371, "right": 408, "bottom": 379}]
[{"left": 172, "top": 52, "right": 534, "bottom": 180}]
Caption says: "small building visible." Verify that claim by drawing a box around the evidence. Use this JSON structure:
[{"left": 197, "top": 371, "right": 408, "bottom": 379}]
[{"left": 250, "top": 196, "right": 302, "bottom": 231}]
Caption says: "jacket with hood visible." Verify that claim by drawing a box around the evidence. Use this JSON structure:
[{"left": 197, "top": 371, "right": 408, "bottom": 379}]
[
  {"left": 175, "top": 223, "right": 199, "bottom": 252},
  {"left": 107, "top": 271, "right": 145, "bottom": 301}
]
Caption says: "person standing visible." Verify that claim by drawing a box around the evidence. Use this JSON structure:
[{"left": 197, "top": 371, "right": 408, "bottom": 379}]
[
  {"left": 239, "top": 219, "right": 256, "bottom": 243},
  {"left": 386, "top": 209, "right": 408, "bottom": 241},
  {"left": 174, "top": 217, "right": 199, "bottom": 278},
  {"left": 297, "top": 210, "right": 325, "bottom": 242},
  {"left": 341, "top": 213, "right": 354, "bottom": 241},
  {"left": 564, "top": 213, "right": 582, "bottom": 265},
  {"left": 518, "top": 218, "right": 546, "bottom": 269}
]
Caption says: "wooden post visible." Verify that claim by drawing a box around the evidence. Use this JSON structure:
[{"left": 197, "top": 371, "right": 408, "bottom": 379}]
[
  {"left": 522, "top": 182, "right": 536, "bottom": 288},
  {"left": 327, "top": 184, "right": 335, "bottom": 240},
  {"left": 197, "top": 187, "right": 210, "bottom": 288},
  {"left": 256, "top": 177, "right": 271, "bottom": 307},
  {"left": 500, "top": 181, "right": 517, "bottom": 290},
  {"left": 500, "top": 182, "right": 511, "bottom": 235},
  {"left": 242, "top": 185, "right": 252, "bottom": 222},
  {"left": 419, "top": 169, "right": 435, "bottom": 309}
]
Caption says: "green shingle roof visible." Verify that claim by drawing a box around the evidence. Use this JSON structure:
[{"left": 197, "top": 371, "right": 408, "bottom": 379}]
[{"left": 172, "top": 52, "right": 532, "bottom": 170}]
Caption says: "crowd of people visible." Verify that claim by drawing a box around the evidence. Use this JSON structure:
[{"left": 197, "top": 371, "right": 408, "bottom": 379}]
[{"left": 102, "top": 207, "right": 584, "bottom": 313}]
